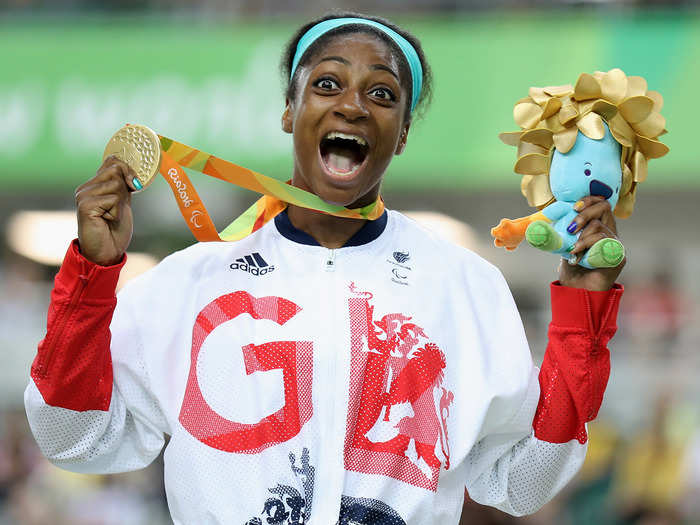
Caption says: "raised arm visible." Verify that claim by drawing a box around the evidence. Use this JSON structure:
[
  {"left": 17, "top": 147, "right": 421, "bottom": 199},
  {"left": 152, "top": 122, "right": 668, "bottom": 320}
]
[
  {"left": 24, "top": 158, "right": 167, "bottom": 474},
  {"left": 466, "top": 196, "right": 625, "bottom": 515}
]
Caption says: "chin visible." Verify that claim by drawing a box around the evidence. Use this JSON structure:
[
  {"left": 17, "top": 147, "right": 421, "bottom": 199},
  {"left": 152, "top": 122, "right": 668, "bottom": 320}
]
[
  {"left": 307, "top": 163, "right": 380, "bottom": 210},
  {"left": 314, "top": 182, "right": 366, "bottom": 208}
]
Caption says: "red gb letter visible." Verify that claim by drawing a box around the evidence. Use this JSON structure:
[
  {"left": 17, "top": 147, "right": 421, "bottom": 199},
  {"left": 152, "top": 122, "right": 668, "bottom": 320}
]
[{"left": 179, "top": 291, "right": 313, "bottom": 454}]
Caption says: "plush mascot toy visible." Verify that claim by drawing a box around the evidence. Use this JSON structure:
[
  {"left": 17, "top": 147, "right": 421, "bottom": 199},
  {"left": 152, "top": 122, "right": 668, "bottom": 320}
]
[{"left": 491, "top": 68, "right": 668, "bottom": 268}]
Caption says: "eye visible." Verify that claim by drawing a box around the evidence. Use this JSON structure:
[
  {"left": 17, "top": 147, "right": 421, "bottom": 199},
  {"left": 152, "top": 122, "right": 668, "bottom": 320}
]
[
  {"left": 369, "top": 86, "right": 396, "bottom": 102},
  {"left": 584, "top": 168, "right": 592, "bottom": 176},
  {"left": 314, "top": 77, "right": 339, "bottom": 91}
]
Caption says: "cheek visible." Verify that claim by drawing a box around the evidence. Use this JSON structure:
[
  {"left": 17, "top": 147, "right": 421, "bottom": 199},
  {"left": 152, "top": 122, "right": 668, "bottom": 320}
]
[
  {"left": 292, "top": 116, "right": 319, "bottom": 157},
  {"left": 376, "top": 123, "right": 403, "bottom": 157}
]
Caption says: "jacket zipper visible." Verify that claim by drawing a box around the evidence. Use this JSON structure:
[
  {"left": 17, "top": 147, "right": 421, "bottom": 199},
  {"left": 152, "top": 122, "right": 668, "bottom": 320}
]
[
  {"left": 34, "top": 269, "right": 92, "bottom": 377},
  {"left": 582, "top": 290, "right": 598, "bottom": 421},
  {"left": 316, "top": 246, "right": 346, "bottom": 520},
  {"left": 324, "top": 248, "right": 336, "bottom": 272}
]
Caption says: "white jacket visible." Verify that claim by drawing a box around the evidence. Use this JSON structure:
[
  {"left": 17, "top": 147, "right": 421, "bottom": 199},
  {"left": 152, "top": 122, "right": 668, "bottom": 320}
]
[{"left": 26, "top": 210, "right": 620, "bottom": 524}]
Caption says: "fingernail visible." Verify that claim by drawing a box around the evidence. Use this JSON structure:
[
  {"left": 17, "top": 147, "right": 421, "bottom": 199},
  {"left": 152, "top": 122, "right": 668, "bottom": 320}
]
[
  {"left": 567, "top": 220, "right": 577, "bottom": 234},
  {"left": 574, "top": 200, "right": 584, "bottom": 212},
  {"left": 133, "top": 178, "right": 143, "bottom": 191}
]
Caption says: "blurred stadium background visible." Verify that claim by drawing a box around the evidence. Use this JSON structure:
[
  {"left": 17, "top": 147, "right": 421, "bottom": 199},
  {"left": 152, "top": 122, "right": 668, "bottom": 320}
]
[{"left": 1, "top": 0, "right": 699, "bottom": 524}]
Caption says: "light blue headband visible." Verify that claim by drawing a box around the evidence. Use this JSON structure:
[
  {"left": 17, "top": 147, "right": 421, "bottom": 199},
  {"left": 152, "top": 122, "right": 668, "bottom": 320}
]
[{"left": 290, "top": 17, "right": 423, "bottom": 113}]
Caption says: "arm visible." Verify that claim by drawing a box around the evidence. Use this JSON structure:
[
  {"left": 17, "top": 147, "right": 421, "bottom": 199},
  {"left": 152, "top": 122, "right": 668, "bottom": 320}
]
[
  {"left": 464, "top": 280, "right": 622, "bottom": 516},
  {"left": 534, "top": 283, "right": 622, "bottom": 443},
  {"left": 467, "top": 196, "right": 624, "bottom": 515},
  {"left": 25, "top": 240, "right": 167, "bottom": 473},
  {"left": 24, "top": 156, "right": 167, "bottom": 473},
  {"left": 491, "top": 208, "right": 553, "bottom": 251},
  {"left": 25, "top": 242, "right": 168, "bottom": 474}
]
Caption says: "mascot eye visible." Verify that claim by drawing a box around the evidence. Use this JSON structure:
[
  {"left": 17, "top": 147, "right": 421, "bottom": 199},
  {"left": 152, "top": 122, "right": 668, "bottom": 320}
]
[{"left": 584, "top": 168, "right": 592, "bottom": 176}]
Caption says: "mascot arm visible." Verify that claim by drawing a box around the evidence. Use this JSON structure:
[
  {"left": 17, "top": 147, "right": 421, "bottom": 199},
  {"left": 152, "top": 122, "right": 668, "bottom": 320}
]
[{"left": 491, "top": 210, "right": 552, "bottom": 251}]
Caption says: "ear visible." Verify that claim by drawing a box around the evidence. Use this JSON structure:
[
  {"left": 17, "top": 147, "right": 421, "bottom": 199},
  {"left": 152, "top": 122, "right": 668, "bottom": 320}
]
[
  {"left": 281, "top": 98, "right": 293, "bottom": 134},
  {"left": 395, "top": 121, "right": 411, "bottom": 155}
]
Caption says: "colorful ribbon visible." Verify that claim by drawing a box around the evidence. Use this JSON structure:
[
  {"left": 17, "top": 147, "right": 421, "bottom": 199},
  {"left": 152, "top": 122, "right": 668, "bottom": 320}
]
[{"left": 155, "top": 135, "right": 384, "bottom": 242}]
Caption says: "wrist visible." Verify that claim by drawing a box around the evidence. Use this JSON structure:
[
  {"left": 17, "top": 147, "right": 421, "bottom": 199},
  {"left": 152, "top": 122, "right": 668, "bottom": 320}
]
[
  {"left": 551, "top": 281, "right": 623, "bottom": 330},
  {"left": 76, "top": 241, "right": 125, "bottom": 267},
  {"left": 557, "top": 278, "right": 614, "bottom": 292}
]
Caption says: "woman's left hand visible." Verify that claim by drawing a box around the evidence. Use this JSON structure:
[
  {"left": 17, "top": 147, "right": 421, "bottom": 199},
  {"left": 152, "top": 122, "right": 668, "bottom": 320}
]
[{"left": 558, "top": 195, "right": 626, "bottom": 291}]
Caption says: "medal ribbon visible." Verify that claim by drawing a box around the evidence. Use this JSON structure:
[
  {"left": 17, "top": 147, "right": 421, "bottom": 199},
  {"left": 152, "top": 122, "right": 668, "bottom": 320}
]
[{"left": 155, "top": 135, "right": 384, "bottom": 242}]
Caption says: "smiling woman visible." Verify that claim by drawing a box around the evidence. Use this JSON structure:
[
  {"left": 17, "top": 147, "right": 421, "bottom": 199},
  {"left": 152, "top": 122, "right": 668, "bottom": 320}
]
[
  {"left": 284, "top": 32, "right": 407, "bottom": 212},
  {"left": 25, "top": 11, "right": 625, "bottom": 525},
  {"left": 277, "top": 13, "right": 432, "bottom": 247}
]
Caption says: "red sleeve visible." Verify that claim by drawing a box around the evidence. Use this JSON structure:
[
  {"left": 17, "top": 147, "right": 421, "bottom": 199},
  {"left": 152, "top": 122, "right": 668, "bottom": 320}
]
[
  {"left": 30, "top": 240, "right": 125, "bottom": 412},
  {"left": 532, "top": 281, "right": 623, "bottom": 444}
]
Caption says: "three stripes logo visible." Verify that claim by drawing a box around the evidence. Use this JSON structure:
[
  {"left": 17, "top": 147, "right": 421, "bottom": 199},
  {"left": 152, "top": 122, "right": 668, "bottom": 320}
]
[{"left": 230, "top": 252, "right": 275, "bottom": 276}]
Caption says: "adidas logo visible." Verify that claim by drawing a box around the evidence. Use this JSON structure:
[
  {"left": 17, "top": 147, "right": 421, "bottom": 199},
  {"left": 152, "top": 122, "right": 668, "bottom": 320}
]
[{"left": 230, "top": 252, "right": 275, "bottom": 276}]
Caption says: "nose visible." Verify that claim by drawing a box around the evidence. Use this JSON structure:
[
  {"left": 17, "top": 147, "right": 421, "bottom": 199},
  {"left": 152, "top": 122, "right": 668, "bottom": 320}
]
[
  {"left": 589, "top": 179, "right": 613, "bottom": 199},
  {"left": 334, "top": 88, "right": 369, "bottom": 122}
]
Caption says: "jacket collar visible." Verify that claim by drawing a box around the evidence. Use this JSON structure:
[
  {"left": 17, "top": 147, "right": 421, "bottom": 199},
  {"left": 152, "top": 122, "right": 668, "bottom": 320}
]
[{"left": 274, "top": 209, "right": 388, "bottom": 247}]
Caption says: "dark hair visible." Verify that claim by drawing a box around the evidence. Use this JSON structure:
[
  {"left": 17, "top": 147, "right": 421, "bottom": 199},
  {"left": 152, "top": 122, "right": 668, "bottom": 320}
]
[{"left": 281, "top": 11, "right": 433, "bottom": 121}]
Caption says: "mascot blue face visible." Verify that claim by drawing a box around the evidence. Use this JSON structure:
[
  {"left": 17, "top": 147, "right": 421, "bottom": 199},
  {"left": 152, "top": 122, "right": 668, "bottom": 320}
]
[{"left": 549, "top": 121, "right": 622, "bottom": 211}]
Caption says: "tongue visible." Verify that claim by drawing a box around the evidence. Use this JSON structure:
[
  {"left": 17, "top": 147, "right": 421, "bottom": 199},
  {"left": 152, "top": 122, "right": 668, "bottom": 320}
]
[{"left": 323, "top": 144, "right": 361, "bottom": 174}]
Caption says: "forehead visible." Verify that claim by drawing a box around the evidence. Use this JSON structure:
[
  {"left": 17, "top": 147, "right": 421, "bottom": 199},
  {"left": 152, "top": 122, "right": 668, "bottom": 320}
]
[{"left": 307, "top": 31, "right": 401, "bottom": 71}]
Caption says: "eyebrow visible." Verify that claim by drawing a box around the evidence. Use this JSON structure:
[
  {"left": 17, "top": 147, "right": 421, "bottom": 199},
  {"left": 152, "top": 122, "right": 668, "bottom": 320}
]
[
  {"left": 315, "top": 57, "right": 399, "bottom": 81},
  {"left": 370, "top": 63, "right": 399, "bottom": 81},
  {"left": 317, "top": 56, "right": 350, "bottom": 66}
]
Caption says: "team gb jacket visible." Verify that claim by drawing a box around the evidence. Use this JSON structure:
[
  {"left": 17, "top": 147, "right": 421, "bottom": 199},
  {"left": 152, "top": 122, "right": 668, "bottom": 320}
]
[{"left": 25, "top": 209, "right": 623, "bottom": 524}]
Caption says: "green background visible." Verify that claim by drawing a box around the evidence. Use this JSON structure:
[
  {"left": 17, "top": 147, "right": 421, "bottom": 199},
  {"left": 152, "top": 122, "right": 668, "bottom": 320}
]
[{"left": 2, "top": 10, "right": 696, "bottom": 189}]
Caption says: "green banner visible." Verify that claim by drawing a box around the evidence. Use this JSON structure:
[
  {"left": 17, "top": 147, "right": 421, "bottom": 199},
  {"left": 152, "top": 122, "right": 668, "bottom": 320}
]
[{"left": 2, "top": 11, "right": 697, "bottom": 190}]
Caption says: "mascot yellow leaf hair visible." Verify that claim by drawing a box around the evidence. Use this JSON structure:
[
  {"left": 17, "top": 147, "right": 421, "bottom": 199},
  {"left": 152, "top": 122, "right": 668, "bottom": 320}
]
[{"left": 491, "top": 68, "right": 668, "bottom": 268}]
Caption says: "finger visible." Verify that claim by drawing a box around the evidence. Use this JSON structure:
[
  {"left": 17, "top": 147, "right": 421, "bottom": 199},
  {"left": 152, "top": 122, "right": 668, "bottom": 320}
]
[
  {"left": 100, "top": 159, "right": 142, "bottom": 192},
  {"left": 579, "top": 201, "right": 617, "bottom": 234},
  {"left": 101, "top": 154, "right": 123, "bottom": 169},
  {"left": 75, "top": 176, "right": 131, "bottom": 204},
  {"left": 570, "top": 231, "right": 611, "bottom": 256},
  {"left": 82, "top": 158, "right": 141, "bottom": 193},
  {"left": 570, "top": 218, "right": 615, "bottom": 254},
  {"left": 76, "top": 176, "right": 131, "bottom": 201},
  {"left": 97, "top": 156, "right": 135, "bottom": 180},
  {"left": 567, "top": 200, "right": 616, "bottom": 235},
  {"left": 77, "top": 193, "right": 122, "bottom": 222},
  {"left": 573, "top": 195, "right": 605, "bottom": 212},
  {"left": 76, "top": 162, "right": 127, "bottom": 195},
  {"left": 567, "top": 252, "right": 581, "bottom": 266}
]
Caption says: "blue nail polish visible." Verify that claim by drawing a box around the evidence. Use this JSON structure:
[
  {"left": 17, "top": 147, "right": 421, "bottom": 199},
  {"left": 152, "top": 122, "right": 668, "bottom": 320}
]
[
  {"left": 567, "top": 221, "right": 577, "bottom": 234},
  {"left": 133, "top": 178, "right": 143, "bottom": 191}
]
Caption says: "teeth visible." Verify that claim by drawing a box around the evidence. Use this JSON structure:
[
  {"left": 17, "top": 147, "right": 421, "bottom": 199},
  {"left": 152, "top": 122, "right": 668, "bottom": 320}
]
[{"left": 325, "top": 131, "right": 367, "bottom": 147}]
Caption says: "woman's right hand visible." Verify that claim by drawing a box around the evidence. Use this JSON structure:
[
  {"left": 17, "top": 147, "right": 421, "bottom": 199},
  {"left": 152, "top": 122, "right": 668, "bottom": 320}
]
[{"left": 75, "top": 156, "right": 141, "bottom": 266}]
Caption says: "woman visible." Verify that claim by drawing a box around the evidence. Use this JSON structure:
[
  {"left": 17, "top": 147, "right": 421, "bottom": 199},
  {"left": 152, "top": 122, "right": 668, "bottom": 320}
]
[{"left": 24, "top": 12, "right": 624, "bottom": 524}]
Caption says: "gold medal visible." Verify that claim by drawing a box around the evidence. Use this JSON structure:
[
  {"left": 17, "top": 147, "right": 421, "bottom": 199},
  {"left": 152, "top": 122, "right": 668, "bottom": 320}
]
[{"left": 103, "top": 124, "right": 161, "bottom": 191}]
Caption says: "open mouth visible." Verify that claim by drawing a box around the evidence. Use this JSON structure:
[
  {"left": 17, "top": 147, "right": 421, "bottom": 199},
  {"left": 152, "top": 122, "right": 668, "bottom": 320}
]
[
  {"left": 320, "top": 131, "right": 369, "bottom": 177},
  {"left": 590, "top": 180, "right": 613, "bottom": 200}
]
